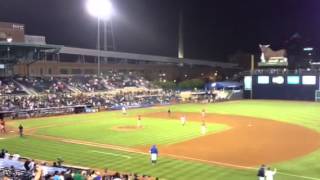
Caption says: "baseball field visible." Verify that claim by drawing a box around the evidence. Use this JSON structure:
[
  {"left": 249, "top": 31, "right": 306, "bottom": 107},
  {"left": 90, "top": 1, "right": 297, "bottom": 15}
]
[{"left": 1, "top": 100, "right": 320, "bottom": 179}]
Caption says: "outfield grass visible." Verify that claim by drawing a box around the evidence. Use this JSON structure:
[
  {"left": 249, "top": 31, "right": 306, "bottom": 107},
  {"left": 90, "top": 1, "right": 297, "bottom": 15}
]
[
  {"left": 0, "top": 137, "right": 303, "bottom": 180},
  {"left": 170, "top": 100, "right": 320, "bottom": 132},
  {"left": 2, "top": 100, "right": 320, "bottom": 179}
]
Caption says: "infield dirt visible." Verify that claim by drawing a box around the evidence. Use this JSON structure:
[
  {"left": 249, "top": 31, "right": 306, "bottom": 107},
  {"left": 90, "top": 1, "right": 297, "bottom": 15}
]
[{"left": 141, "top": 112, "right": 320, "bottom": 167}]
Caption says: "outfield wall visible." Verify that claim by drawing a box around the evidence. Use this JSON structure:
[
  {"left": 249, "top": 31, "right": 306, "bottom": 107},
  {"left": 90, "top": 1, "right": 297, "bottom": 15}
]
[{"left": 244, "top": 74, "right": 320, "bottom": 101}]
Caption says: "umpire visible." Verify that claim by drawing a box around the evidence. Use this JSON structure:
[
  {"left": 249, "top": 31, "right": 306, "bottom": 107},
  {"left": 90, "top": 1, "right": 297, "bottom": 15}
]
[
  {"left": 19, "top": 124, "right": 24, "bottom": 137},
  {"left": 257, "top": 164, "right": 266, "bottom": 180}
]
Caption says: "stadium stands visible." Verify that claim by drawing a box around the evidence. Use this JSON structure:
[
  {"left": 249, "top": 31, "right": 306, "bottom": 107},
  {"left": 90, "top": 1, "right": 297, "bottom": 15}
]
[
  {"left": 0, "top": 149, "right": 155, "bottom": 180},
  {"left": 0, "top": 71, "right": 242, "bottom": 119},
  {"left": 0, "top": 72, "right": 178, "bottom": 118},
  {"left": 66, "top": 71, "right": 152, "bottom": 93},
  {"left": 0, "top": 78, "right": 26, "bottom": 95}
]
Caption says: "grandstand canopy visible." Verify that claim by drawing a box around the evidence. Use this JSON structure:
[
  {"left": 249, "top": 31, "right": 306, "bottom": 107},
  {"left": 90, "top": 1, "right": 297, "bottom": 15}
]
[
  {"left": 0, "top": 42, "right": 62, "bottom": 52},
  {"left": 0, "top": 42, "right": 62, "bottom": 64},
  {"left": 0, "top": 41, "right": 238, "bottom": 68},
  {"left": 60, "top": 46, "right": 238, "bottom": 68}
]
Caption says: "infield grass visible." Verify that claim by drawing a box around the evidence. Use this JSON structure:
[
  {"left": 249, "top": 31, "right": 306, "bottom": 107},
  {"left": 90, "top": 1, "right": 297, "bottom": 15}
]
[{"left": 11, "top": 111, "right": 228, "bottom": 147}]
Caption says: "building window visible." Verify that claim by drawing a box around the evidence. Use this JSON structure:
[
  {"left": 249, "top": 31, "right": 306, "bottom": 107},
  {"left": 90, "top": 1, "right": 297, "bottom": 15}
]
[
  {"left": 48, "top": 68, "right": 52, "bottom": 75},
  {"left": 60, "top": 69, "right": 68, "bottom": 74},
  {"left": 84, "top": 69, "right": 94, "bottom": 74},
  {"left": 71, "top": 69, "right": 82, "bottom": 74}
]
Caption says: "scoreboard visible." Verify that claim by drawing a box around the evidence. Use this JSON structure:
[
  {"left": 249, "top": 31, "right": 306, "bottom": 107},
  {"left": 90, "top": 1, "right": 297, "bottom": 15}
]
[{"left": 244, "top": 75, "right": 319, "bottom": 101}]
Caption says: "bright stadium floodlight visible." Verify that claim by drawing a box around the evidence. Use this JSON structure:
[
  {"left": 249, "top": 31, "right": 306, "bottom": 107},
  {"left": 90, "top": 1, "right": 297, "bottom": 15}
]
[
  {"left": 86, "top": 0, "right": 113, "bottom": 76},
  {"left": 6, "top": 37, "right": 13, "bottom": 43},
  {"left": 86, "top": 0, "right": 113, "bottom": 20}
]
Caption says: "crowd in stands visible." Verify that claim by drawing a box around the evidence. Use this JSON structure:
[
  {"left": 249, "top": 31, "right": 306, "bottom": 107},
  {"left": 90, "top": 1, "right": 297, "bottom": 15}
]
[
  {"left": 0, "top": 78, "right": 26, "bottom": 96},
  {"left": 0, "top": 149, "right": 157, "bottom": 180},
  {"left": 0, "top": 72, "right": 178, "bottom": 117},
  {"left": 0, "top": 91, "right": 176, "bottom": 113},
  {"left": 67, "top": 72, "right": 152, "bottom": 92},
  {"left": 13, "top": 71, "right": 152, "bottom": 94},
  {"left": 16, "top": 77, "right": 70, "bottom": 94}
]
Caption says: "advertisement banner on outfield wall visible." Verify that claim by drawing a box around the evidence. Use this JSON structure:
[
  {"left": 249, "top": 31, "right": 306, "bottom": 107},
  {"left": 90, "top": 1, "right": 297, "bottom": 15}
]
[{"left": 244, "top": 76, "right": 252, "bottom": 90}]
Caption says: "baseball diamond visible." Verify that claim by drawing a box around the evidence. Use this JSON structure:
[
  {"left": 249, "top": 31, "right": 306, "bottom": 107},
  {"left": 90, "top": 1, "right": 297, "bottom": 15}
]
[{"left": 1, "top": 100, "right": 320, "bottom": 179}]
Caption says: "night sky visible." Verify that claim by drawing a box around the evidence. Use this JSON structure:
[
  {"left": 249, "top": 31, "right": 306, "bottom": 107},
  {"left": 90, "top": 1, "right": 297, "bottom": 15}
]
[{"left": 0, "top": 0, "right": 319, "bottom": 61}]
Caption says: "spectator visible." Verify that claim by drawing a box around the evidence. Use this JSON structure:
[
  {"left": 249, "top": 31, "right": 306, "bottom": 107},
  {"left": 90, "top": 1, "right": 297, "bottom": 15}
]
[
  {"left": 60, "top": 171, "right": 65, "bottom": 180},
  {"left": 113, "top": 172, "right": 121, "bottom": 180},
  {"left": 73, "top": 170, "right": 85, "bottom": 180},
  {"left": 53, "top": 171, "right": 60, "bottom": 180},
  {"left": 0, "top": 149, "right": 5, "bottom": 158},
  {"left": 64, "top": 169, "right": 73, "bottom": 180},
  {"left": 24, "top": 159, "right": 31, "bottom": 171},
  {"left": 34, "top": 164, "right": 43, "bottom": 180}
]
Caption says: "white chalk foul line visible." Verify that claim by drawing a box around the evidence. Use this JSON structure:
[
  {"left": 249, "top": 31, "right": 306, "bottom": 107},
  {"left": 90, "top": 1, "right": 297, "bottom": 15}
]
[
  {"left": 163, "top": 153, "right": 320, "bottom": 180},
  {"left": 164, "top": 153, "right": 255, "bottom": 170},
  {"left": 50, "top": 138, "right": 320, "bottom": 180},
  {"left": 277, "top": 172, "right": 320, "bottom": 180},
  {"left": 90, "top": 150, "right": 132, "bottom": 159}
]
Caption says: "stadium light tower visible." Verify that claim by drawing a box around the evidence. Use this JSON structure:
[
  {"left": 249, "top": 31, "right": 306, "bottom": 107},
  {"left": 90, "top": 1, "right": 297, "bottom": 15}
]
[{"left": 86, "top": 0, "right": 113, "bottom": 76}]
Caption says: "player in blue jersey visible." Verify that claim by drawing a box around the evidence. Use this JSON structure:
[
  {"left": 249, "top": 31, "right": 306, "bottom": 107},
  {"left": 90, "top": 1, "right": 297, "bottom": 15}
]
[{"left": 150, "top": 145, "right": 159, "bottom": 165}]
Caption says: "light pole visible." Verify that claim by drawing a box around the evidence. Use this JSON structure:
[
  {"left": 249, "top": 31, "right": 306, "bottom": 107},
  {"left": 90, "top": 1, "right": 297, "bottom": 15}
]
[
  {"left": 86, "top": 0, "right": 113, "bottom": 76},
  {"left": 97, "top": 17, "right": 101, "bottom": 76}
]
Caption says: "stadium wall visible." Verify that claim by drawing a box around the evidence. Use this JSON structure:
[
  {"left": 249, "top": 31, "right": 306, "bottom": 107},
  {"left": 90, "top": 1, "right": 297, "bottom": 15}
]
[
  {"left": 0, "top": 22, "right": 25, "bottom": 42},
  {"left": 13, "top": 60, "right": 219, "bottom": 81}
]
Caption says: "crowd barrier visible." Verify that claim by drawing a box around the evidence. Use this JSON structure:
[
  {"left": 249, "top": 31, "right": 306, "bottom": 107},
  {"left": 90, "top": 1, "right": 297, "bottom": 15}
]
[
  {"left": 0, "top": 102, "right": 172, "bottom": 119},
  {"left": 0, "top": 105, "right": 88, "bottom": 119}
]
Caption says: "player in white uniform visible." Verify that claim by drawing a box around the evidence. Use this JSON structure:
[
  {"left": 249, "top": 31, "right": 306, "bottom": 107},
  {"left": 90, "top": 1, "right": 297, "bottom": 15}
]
[
  {"left": 122, "top": 106, "right": 127, "bottom": 115},
  {"left": 201, "top": 109, "right": 206, "bottom": 125},
  {"left": 201, "top": 122, "right": 207, "bottom": 135},
  {"left": 265, "top": 167, "right": 276, "bottom": 180},
  {"left": 137, "top": 115, "right": 142, "bottom": 128},
  {"left": 180, "top": 115, "right": 186, "bottom": 126},
  {"left": 201, "top": 109, "right": 206, "bottom": 118}
]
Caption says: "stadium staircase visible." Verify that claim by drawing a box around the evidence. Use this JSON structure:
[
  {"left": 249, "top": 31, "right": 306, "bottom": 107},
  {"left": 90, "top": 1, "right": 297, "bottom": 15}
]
[
  {"left": 65, "top": 84, "right": 82, "bottom": 94},
  {"left": 228, "top": 90, "right": 243, "bottom": 100},
  {"left": 13, "top": 80, "right": 38, "bottom": 96}
]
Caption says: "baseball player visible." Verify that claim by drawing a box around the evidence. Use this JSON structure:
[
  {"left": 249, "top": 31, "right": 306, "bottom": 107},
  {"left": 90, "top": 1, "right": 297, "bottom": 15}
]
[
  {"left": 257, "top": 164, "right": 266, "bottom": 180},
  {"left": 122, "top": 106, "right": 127, "bottom": 115},
  {"left": 201, "top": 109, "right": 206, "bottom": 125},
  {"left": 19, "top": 124, "right": 24, "bottom": 137},
  {"left": 137, "top": 115, "right": 142, "bottom": 128},
  {"left": 265, "top": 167, "right": 277, "bottom": 180},
  {"left": 201, "top": 109, "right": 206, "bottom": 118},
  {"left": 150, "top": 145, "right": 159, "bottom": 165},
  {"left": 201, "top": 122, "right": 207, "bottom": 135},
  {"left": 0, "top": 119, "right": 6, "bottom": 133},
  {"left": 180, "top": 115, "right": 186, "bottom": 126}
]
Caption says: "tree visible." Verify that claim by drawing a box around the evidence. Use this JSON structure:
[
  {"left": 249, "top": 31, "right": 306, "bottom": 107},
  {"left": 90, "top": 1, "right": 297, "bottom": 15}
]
[
  {"left": 178, "top": 79, "right": 205, "bottom": 90},
  {"left": 153, "top": 81, "right": 176, "bottom": 90}
]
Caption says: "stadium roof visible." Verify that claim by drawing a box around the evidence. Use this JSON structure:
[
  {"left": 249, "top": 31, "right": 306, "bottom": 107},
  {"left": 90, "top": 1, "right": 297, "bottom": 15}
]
[
  {"left": 0, "top": 42, "right": 238, "bottom": 68},
  {"left": 60, "top": 46, "right": 238, "bottom": 68},
  {"left": 0, "top": 42, "right": 62, "bottom": 53}
]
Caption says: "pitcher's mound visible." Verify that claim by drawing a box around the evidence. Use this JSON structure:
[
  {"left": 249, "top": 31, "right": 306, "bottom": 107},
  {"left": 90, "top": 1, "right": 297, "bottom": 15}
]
[{"left": 112, "top": 126, "right": 144, "bottom": 132}]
